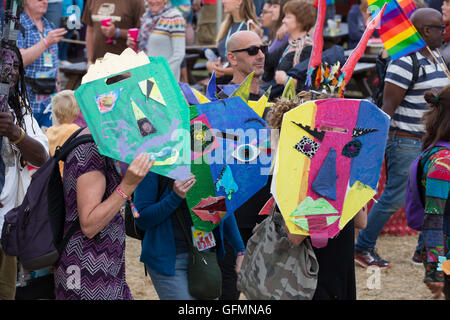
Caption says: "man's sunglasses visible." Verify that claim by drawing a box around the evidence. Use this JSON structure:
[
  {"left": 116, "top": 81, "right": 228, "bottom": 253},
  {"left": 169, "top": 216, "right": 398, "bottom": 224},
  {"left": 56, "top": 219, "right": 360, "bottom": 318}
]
[
  {"left": 423, "top": 25, "right": 446, "bottom": 32},
  {"left": 231, "top": 45, "right": 268, "bottom": 56}
]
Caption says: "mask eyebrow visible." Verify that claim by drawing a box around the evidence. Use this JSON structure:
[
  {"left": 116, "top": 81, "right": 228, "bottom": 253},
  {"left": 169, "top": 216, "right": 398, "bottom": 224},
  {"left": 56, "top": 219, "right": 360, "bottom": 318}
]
[
  {"left": 352, "top": 127, "right": 378, "bottom": 138},
  {"left": 320, "top": 126, "right": 348, "bottom": 134},
  {"left": 291, "top": 121, "right": 325, "bottom": 141},
  {"left": 245, "top": 118, "right": 266, "bottom": 127},
  {"left": 216, "top": 131, "right": 240, "bottom": 141}
]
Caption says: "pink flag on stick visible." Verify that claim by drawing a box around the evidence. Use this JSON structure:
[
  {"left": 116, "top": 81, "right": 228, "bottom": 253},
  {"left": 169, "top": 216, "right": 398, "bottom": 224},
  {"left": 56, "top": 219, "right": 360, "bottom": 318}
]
[{"left": 341, "top": 3, "right": 387, "bottom": 85}]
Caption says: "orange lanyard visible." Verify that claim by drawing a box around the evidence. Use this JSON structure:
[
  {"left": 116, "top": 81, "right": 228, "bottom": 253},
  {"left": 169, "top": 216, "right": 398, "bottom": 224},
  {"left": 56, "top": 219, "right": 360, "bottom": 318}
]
[{"left": 38, "top": 31, "right": 55, "bottom": 55}]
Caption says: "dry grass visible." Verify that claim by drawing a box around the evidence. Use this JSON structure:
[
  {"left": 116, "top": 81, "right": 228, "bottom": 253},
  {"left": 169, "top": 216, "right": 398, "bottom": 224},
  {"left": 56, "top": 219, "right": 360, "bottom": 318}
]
[{"left": 125, "top": 233, "right": 440, "bottom": 300}]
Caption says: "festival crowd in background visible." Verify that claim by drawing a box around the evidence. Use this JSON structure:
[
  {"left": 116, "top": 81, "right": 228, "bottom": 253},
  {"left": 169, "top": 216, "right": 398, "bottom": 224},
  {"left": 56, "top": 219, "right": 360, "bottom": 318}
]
[{"left": 0, "top": 0, "right": 449, "bottom": 301}]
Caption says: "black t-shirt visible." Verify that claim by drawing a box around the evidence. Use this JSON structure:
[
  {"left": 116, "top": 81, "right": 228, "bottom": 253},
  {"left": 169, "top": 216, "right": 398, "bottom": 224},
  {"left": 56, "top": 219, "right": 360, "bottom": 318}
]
[
  {"left": 312, "top": 220, "right": 357, "bottom": 300},
  {"left": 234, "top": 176, "right": 273, "bottom": 229}
]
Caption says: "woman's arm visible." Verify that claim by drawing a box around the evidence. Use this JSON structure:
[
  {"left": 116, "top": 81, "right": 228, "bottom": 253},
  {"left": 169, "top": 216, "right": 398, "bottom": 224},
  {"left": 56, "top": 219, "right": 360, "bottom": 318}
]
[
  {"left": 354, "top": 204, "right": 367, "bottom": 230},
  {"left": 221, "top": 214, "right": 246, "bottom": 274},
  {"left": 285, "top": 224, "right": 306, "bottom": 246},
  {"left": 77, "top": 153, "right": 153, "bottom": 238},
  {"left": 134, "top": 174, "right": 196, "bottom": 229},
  {"left": 222, "top": 214, "right": 245, "bottom": 254},
  {"left": 86, "top": 25, "right": 94, "bottom": 63},
  {"left": 167, "top": 19, "right": 186, "bottom": 75}
]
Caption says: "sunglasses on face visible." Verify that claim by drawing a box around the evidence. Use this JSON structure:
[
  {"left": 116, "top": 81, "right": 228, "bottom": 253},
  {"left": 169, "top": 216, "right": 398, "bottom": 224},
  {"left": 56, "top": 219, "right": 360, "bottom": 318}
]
[
  {"left": 424, "top": 25, "right": 446, "bottom": 32},
  {"left": 231, "top": 45, "right": 268, "bottom": 56}
]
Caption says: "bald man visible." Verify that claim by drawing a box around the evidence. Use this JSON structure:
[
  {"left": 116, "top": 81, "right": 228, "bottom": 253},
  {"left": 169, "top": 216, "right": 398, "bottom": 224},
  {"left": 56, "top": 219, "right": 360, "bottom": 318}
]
[
  {"left": 225, "top": 31, "right": 266, "bottom": 100},
  {"left": 355, "top": 8, "right": 450, "bottom": 294}
]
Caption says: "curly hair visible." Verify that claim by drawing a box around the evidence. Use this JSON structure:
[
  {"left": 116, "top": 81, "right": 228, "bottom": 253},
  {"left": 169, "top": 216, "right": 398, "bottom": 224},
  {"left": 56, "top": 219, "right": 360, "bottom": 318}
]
[
  {"left": 267, "top": 90, "right": 337, "bottom": 130},
  {"left": 422, "top": 85, "right": 450, "bottom": 150}
]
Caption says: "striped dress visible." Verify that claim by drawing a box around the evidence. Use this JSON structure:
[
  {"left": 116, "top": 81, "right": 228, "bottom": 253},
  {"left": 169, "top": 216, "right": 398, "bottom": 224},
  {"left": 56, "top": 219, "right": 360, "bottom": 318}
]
[
  {"left": 385, "top": 51, "right": 450, "bottom": 136},
  {"left": 54, "top": 142, "right": 132, "bottom": 300}
]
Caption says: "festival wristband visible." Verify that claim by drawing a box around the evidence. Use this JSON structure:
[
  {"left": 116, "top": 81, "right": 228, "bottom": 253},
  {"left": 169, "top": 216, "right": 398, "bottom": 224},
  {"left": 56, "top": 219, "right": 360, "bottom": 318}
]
[
  {"left": 42, "top": 38, "right": 50, "bottom": 49},
  {"left": 10, "top": 127, "right": 25, "bottom": 144},
  {"left": 237, "top": 251, "right": 245, "bottom": 257},
  {"left": 116, "top": 27, "right": 121, "bottom": 39},
  {"left": 116, "top": 186, "right": 130, "bottom": 200}
]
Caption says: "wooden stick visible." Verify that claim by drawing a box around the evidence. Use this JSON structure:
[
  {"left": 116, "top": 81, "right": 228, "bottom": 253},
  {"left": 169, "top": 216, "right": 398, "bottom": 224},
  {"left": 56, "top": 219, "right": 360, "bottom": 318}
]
[
  {"left": 427, "top": 46, "right": 450, "bottom": 79},
  {"left": 61, "top": 38, "right": 86, "bottom": 46},
  {"left": 436, "top": 48, "right": 450, "bottom": 77}
]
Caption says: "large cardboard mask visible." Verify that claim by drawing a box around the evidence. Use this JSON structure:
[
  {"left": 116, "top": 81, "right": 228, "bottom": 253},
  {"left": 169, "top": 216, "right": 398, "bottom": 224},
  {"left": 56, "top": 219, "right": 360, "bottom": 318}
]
[
  {"left": 75, "top": 53, "right": 191, "bottom": 181},
  {"left": 187, "top": 97, "right": 272, "bottom": 232},
  {"left": 272, "top": 99, "right": 390, "bottom": 248}
]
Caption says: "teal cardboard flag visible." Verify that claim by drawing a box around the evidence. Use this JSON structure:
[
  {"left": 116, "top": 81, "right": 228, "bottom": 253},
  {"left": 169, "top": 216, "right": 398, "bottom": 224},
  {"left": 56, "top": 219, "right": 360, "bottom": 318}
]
[{"left": 74, "top": 56, "right": 191, "bottom": 181}]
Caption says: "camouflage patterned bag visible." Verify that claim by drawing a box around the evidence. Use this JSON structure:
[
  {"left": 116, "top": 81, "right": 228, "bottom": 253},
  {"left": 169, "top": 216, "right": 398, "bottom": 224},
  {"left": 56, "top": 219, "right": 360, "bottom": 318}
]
[{"left": 237, "top": 209, "right": 319, "bottom": 300}]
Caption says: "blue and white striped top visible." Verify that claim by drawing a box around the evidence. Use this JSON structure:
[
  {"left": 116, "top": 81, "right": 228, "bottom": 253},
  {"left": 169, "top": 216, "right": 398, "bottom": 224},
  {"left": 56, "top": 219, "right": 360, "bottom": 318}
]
[{"left": 385, "top": 51, "right": 450, "bottom": 136}]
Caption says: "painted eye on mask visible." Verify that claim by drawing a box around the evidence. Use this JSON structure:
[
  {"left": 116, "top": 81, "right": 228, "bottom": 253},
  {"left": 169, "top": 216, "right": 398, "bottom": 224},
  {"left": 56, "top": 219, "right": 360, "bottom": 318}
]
[
  {"left": 342, "top": 140, "right": 362, "bottom": 158},
  {"left": 232, "top": 143, "right": 261, "bottom": 162},
  {"left": 190, "top": 123, "right": 215, "bottom": 153}
]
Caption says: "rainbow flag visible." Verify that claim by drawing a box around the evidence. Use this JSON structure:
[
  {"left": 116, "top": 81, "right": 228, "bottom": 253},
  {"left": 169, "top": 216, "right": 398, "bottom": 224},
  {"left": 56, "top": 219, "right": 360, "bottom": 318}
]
[
  {"left": 369, "top": 0, "right": 416, "bottom": 17},
  {"left": 368, "top": 0, "right": 425, "bottom": 60}
]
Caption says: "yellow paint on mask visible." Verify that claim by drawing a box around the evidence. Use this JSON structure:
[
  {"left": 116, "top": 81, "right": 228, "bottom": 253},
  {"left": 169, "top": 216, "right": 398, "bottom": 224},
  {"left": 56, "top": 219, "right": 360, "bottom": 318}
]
[
  {"left": 339, "top": 180, "right": 375, "bottom": 229},
  {"left": 192, "top": 88, "right": 211, "bottom": 104},
  {"left": 275, "top": 101, "right": 317, "bottom": 235}
]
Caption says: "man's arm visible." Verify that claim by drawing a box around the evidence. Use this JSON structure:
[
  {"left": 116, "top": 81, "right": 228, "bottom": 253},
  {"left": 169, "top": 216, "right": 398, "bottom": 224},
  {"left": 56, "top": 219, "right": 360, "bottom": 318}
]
[
  {"left": 381, "top": 81, "right": 407, "bottom": 118},
  {"left": 86, "top": 25, "right": 94, "bottom": 63}
]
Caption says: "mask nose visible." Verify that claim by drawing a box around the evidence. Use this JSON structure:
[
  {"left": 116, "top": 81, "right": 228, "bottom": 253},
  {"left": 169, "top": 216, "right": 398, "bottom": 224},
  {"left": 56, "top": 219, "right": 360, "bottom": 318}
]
[{"left": 312, "top": 147, "right": 337, "bottom": 200}]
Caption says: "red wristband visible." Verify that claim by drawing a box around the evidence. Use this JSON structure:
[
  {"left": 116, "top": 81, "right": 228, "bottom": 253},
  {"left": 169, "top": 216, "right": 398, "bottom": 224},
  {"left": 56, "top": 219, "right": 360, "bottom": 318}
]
[{"left": 116, "top": 186, "right": 129, "bottom": 200}]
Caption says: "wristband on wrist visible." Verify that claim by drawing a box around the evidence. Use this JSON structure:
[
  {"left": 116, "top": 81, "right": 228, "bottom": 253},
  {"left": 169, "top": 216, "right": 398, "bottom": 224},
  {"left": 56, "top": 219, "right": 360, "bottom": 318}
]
[
  {"left": 116, "top": 27, "right": 120, "bottom": 39},
  {"left": 10, "top": 127, "right": 25, "bottom": 144},
  {"left": 42, "top": 38, "right": 50, "bottom": 49},
  {"left": 237, "top": 250, "right": 245, "bottom": 257},
  {"left": 116, "top": 186, "right": 130, "bottom": 200}
]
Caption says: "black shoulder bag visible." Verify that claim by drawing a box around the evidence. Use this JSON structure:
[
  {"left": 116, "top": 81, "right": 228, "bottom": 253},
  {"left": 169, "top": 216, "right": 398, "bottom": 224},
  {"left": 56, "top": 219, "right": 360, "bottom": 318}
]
[{"left": 175, "top": 208, "right": 222, "bottom": 300}]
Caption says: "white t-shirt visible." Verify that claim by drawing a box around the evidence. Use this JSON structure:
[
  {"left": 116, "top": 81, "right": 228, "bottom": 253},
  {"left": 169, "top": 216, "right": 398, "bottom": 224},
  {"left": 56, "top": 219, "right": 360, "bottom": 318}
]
[{"left": 0, "top": 110, "right": 49, "bottom": 233}]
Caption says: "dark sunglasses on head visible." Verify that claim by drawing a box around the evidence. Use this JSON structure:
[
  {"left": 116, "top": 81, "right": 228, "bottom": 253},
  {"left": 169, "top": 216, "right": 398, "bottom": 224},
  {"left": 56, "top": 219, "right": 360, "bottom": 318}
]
[{"left": 232, "top": 45, "right": 268, "bottom": 56}]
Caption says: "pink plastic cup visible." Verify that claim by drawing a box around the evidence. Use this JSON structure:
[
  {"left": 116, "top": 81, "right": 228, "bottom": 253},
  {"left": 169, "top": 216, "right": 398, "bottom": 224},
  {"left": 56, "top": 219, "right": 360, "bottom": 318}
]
[
  {"left": 101, "top": 18, "right": 113, "bottom": 43},
  {"left": 128, "top": 28, "right": 139, "bottom": 52}
]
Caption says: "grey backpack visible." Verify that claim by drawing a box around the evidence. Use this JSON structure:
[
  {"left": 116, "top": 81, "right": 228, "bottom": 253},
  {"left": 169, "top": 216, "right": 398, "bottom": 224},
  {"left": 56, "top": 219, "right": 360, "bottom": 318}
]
[
  {"left": 237, "top": 209, "right": 319, "bottom": 300},
  {"left": 1, "top": 128, "right": 93, "bottom": 270}
]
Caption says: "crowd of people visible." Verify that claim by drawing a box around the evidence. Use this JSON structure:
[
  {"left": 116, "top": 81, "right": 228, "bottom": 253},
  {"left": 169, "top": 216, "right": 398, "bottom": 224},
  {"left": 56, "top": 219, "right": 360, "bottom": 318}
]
[{"left": 0, "top": 0, "right": 449, "bottom": 301}]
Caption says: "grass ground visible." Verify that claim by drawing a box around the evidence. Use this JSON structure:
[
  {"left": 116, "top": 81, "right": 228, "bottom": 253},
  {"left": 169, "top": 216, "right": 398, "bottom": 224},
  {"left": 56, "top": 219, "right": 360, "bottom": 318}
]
[{"left": 125, "top": 232, "right": 440, "bottom": 300}]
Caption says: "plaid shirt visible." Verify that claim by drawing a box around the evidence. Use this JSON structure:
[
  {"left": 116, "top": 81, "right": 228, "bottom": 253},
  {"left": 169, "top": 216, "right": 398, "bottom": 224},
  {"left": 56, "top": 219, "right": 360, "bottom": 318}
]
[
  {"left": 17, "top": 13, "right": 58, "bottom": 121},
  {"left": 17, "top": 12, "right": 59, "bottom": 79}
]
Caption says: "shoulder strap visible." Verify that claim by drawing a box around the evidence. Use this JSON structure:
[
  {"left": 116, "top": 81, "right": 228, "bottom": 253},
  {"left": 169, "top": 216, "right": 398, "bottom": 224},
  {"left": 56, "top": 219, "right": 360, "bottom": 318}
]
[
  {"left": 175, "top": 208, "right": 194, "bottom": 249},
  {"left": 57, "top": 218, "right": 80, "bottom": 254},
  {"left": 55, "top": 134, "right": 94, "bottom": 162},
  {"left": 435, "top": 141, "right": 450, "bottom": 150},
  {"left": 408, "top": 52, "right": 420, "bottom": 92}
]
